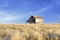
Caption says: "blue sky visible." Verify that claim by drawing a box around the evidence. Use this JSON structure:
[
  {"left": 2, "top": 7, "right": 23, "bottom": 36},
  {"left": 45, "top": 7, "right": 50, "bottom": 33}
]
[{"left": 0, "top": 0, "right": 60, "bottom": 24}]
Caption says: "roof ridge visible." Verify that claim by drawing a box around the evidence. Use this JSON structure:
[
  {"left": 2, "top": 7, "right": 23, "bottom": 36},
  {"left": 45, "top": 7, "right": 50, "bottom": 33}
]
[{"left": 33, "top": 16, "right": 43, "bottom": 19}]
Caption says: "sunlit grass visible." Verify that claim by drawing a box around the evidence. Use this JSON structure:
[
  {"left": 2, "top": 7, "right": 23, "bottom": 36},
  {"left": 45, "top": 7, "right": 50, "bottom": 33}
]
[{"left": 0, "top": 24, "right": 60, "bottom": 40}]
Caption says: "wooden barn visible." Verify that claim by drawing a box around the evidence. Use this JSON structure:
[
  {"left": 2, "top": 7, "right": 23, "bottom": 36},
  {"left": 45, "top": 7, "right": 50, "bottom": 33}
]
[{"left": 26, "top": 15, "right": 44, "bottom": 24}]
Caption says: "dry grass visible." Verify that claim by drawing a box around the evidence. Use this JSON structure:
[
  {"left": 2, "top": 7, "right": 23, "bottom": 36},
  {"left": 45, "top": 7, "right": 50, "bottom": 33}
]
[{"left": 0, "top": 24, "right": 60, "bottom": 40}]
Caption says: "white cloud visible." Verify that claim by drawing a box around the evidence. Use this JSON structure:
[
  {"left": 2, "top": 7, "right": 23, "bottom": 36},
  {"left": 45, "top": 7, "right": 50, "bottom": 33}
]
[
  {"left": 0, "top": 11, "right": 24, "bottom": 23},
  {"left": 29, "top": 5, "right": 52, "bottom": 15},
  {"left": 35, "top": 5, "right": 52, "bottom": 14}
]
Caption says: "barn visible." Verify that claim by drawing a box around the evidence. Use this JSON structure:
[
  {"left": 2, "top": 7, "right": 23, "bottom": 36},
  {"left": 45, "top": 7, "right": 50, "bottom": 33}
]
[{"left": 26, "top": 15, "right": 44, "bottom": 24}]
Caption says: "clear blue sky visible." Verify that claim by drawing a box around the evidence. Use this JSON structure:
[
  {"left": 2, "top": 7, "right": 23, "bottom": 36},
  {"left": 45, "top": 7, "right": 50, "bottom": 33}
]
[{"left": 0, "top": 0, "right": 60, "bottom": 24}]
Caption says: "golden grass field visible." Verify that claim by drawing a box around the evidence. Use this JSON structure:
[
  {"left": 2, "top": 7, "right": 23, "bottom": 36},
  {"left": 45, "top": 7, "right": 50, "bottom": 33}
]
[{"left": 0, "top": 24, "right": 60, "bottom": 40}]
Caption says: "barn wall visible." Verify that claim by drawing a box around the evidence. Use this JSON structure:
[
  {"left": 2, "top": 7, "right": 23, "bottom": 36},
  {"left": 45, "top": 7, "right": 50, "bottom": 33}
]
[{"left": 35, "top": 18, "right": 44, "bottom": 24}]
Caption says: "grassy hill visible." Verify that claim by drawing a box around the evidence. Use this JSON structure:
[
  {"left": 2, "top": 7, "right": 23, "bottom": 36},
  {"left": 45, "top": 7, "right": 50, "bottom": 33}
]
[{"left": 0, "top": 24, "right": 60, "bottom": 40}]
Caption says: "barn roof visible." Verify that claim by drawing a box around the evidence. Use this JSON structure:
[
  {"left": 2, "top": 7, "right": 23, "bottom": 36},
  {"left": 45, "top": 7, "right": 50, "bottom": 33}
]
[{"left": 33, "top": 16, "right": 43, "bottom": 19}]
